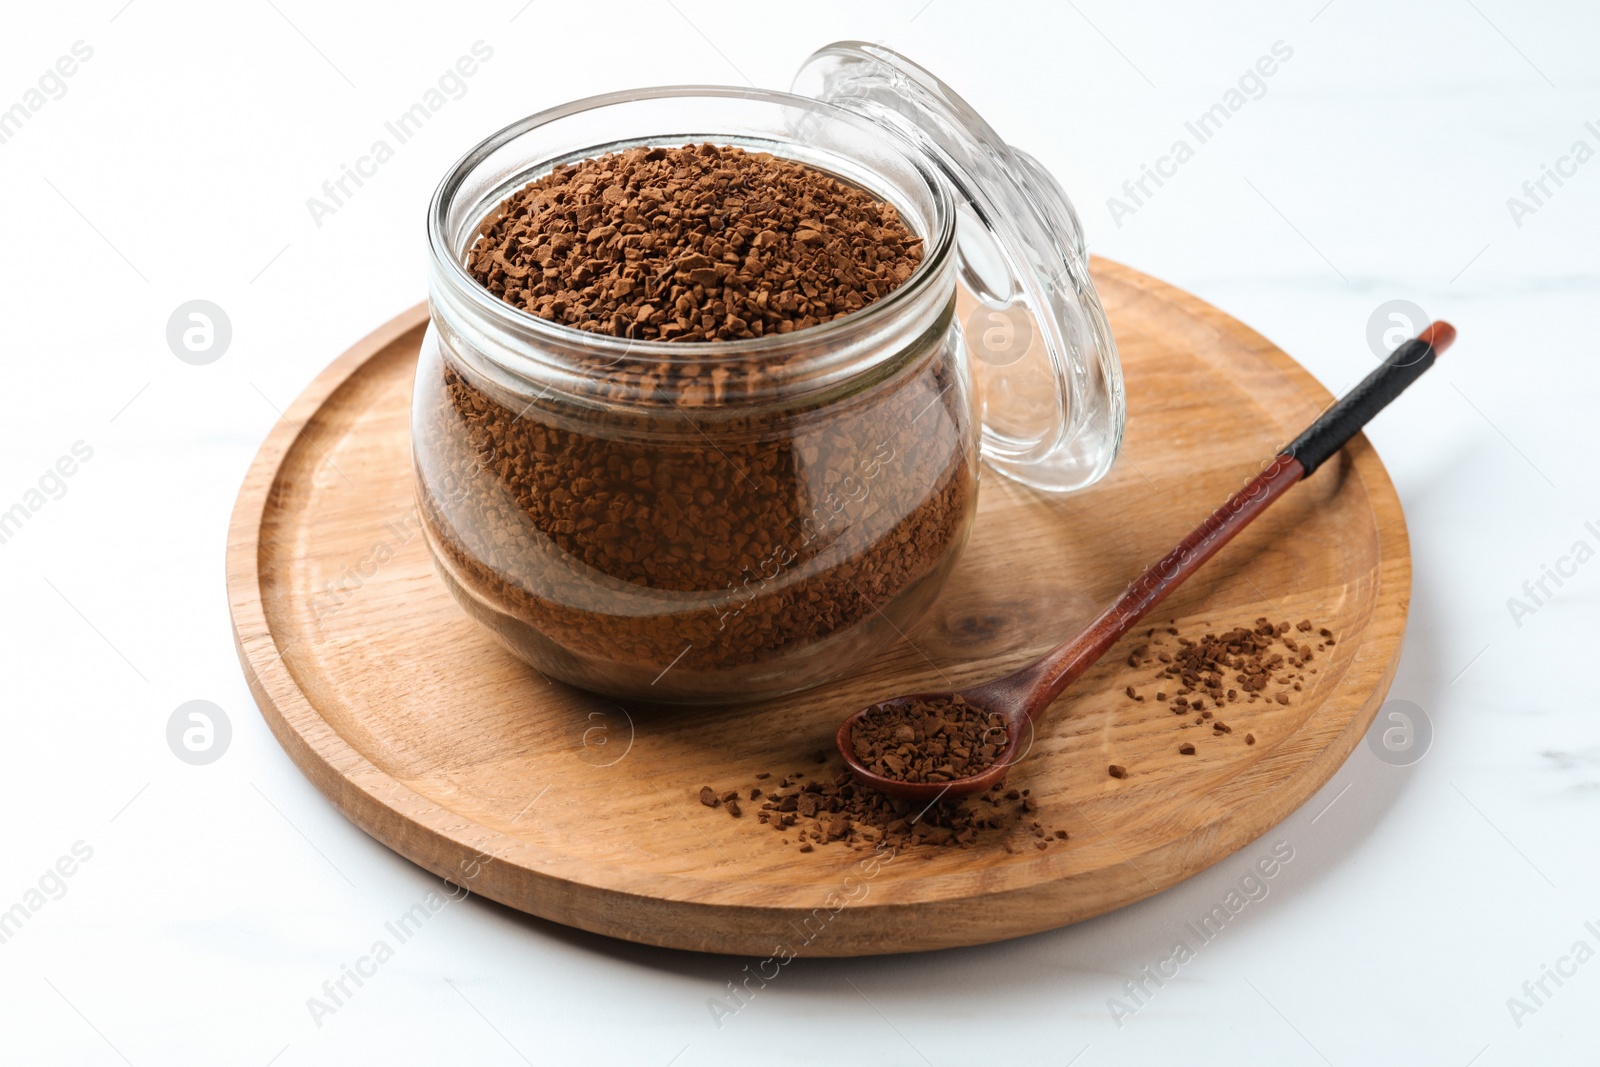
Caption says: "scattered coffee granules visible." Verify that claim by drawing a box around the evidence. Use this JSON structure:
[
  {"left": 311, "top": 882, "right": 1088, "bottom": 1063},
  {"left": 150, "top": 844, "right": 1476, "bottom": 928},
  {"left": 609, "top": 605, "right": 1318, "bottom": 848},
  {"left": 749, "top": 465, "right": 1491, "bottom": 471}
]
[
  {"left": 416, "top": 145, "right": 977, "bottom": 694},
  {"left": 698, "top": 765, "right": 1067, "bottom": 852},
  {"left": 849, "top": 695, "right": 1008, "bottom": 785},
  {"left": 467, "top": 143, "right": 925, "bottom": 341},
  {"left": 1126, "top": 616, "right": 1324, "bottom": 705},
  {"left": 1117, "top": 616, "right": 1337, "bottom": 762}
]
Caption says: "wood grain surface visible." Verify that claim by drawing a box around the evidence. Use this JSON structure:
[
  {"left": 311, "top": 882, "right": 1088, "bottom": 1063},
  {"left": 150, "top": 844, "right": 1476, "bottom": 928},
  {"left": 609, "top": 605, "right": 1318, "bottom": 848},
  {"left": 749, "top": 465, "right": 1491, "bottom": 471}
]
[{"left": 226, "top": 259, "right": 1410, "bottom": 956}]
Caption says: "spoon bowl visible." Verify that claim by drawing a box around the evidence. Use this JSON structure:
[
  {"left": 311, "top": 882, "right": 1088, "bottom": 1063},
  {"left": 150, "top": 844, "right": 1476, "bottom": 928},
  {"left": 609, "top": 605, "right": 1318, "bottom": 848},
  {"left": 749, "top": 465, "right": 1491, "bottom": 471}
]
[{"left": 836, "top": 680, "right": 1040, "bottom": 802}]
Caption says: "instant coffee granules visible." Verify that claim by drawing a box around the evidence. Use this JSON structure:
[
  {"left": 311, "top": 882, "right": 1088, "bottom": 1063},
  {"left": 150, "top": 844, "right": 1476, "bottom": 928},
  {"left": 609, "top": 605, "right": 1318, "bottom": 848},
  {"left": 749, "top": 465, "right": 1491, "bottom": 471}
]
[
  {"left": 414, "top": 143, "right": 978, "bottom": 698},
  {"left": 466, "top": 144, "right": 924, "bottom": 340},
  {"left": 1114, "top": 616, "right": 1337, "bottom": 767},
  {"left": 699, "top": 761, "right": 1067, "bottom": 852},
  {"left": 1123, "top": 616, "right": 1330, "bottom": 712},
  {"left": 849, "top": 695, "right": 1008, "bottom": 784}
]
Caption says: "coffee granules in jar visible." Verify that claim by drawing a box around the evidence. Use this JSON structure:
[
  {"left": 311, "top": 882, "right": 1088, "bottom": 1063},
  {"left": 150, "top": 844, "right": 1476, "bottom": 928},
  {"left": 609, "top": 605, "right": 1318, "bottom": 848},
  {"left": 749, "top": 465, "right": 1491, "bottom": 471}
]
[
  {"left": 466, "top": 144, "right": 924, "bottom": 340},
  {"left": 414, "top": 144, "right": 978, "bottom": 699},
  {"left": 849, "top": 695, "right": 1008, "bottom": 784}
]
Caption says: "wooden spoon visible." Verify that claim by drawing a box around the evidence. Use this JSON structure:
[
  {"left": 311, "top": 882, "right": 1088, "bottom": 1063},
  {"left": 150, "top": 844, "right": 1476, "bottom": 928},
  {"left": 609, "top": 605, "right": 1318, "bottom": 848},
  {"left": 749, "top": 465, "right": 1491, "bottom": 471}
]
[{"left": 838, "top": 322, "right": 1457, "bottom": 802}]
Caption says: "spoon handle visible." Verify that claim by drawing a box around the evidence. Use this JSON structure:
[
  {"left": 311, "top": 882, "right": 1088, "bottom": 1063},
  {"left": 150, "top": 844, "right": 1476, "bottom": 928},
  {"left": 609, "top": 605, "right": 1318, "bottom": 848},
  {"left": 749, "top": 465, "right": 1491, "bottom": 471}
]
[{"left": 1015, "top": 322, "right": 1456, "bottom": 711}]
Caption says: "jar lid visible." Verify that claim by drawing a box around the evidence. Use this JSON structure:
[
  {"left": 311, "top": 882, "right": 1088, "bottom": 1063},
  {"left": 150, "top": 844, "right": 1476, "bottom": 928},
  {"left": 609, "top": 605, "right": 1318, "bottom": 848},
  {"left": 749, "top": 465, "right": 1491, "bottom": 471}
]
[{"left": 792, "top": 42, "right": 1124, "bottom": 492}]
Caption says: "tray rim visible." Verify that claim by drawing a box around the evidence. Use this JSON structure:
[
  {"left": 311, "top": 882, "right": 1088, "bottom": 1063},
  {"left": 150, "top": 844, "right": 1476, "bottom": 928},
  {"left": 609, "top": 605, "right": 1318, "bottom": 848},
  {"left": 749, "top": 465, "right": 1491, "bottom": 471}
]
[{"left": 226, "top": 258, "right": 1410, "bottom": 955}]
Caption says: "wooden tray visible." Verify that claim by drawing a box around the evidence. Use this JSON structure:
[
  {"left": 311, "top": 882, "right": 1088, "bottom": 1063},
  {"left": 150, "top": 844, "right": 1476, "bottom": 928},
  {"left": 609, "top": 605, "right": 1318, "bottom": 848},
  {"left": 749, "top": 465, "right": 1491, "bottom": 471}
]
[{"left": 227, "top": 259, "right": 1408, "bottom": 956}]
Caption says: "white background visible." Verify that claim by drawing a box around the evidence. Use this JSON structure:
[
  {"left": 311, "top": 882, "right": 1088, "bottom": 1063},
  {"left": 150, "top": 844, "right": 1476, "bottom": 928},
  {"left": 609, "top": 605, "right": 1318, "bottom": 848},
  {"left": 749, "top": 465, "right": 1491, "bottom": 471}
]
[{"left": 1, "top": 1, "right": 1596, "bottom": 1063}]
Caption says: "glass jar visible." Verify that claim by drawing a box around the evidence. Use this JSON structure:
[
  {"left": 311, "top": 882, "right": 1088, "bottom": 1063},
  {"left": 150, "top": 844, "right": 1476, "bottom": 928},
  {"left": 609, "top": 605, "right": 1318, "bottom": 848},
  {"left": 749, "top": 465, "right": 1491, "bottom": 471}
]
[{"left": 413, "top": 44, "right": 1124, "bottom": 703}]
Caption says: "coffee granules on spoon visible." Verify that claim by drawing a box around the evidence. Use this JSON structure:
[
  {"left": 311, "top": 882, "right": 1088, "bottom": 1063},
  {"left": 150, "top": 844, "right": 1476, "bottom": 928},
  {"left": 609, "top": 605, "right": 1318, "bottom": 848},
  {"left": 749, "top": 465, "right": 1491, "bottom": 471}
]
[{"left": 850, "top": 695, "right": 1008, "bottom": 784}]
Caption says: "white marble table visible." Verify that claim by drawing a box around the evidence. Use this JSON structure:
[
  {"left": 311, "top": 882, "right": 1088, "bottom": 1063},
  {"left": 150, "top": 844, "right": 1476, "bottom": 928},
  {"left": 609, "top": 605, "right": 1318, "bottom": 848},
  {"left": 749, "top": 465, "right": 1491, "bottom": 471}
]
[{"left": 2, "top": 1, "right": 1595, "bottom": 1063}]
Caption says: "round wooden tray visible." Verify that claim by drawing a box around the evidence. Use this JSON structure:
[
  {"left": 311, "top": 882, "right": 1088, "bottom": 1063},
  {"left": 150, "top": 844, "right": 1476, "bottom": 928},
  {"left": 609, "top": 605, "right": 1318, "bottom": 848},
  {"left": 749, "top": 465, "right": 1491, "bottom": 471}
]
[{"left": 227, "top": 259, "right": 1408, "bottom": 956}]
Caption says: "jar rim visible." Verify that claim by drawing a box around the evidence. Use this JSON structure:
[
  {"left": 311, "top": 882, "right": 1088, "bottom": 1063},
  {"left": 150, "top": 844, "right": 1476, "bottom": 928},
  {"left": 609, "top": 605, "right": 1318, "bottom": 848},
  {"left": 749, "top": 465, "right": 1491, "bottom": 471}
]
[{"left": 425, "top": 84, "right": 956, "bottom": 368}]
